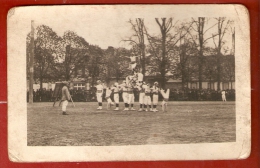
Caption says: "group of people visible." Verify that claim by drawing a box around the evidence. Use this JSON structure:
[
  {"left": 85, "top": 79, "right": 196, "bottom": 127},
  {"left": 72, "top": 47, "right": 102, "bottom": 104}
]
[
  {"left": 60, "top": 74, "right": 170, "bottom": 115},
  {"left": 95, "top": 71, "right": 170, "bottom": 113}
]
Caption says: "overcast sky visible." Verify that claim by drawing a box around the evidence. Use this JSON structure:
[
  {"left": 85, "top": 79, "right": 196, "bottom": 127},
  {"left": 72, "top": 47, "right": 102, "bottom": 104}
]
[{"left": 12, "top": 5, "right": 233, "bottom": 50}]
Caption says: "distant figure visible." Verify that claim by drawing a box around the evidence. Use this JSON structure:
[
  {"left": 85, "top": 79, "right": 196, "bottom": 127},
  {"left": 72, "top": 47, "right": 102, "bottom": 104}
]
[
  {"left": 61, "top": 81, "right": 71, "bottom": 115},
  {"left": 221, "top": 90, "right": 226, "bottom": 102}
]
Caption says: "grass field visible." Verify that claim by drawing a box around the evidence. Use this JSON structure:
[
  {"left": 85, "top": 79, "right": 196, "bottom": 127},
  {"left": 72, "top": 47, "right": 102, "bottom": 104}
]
[{"left": 27, "top": 101, "right": 235, "bottom": 146}]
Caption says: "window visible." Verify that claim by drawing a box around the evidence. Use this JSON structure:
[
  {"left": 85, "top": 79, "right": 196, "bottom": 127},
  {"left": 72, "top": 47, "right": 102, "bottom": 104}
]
[
  {"left": 191, "top": 82, "right": 197, "bottom": 89},
  {"left": 207, "top": 82, "right": 215, "bottom": 89},
  {"left": 222, "top": 82, "right": 229, "bottom": 90},
  {"left": 74, "top": 83, "right": 85, "bottom": 90}
]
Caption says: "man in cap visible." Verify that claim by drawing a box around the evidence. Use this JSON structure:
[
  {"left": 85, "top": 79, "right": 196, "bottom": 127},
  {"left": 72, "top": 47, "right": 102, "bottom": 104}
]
[
  {"left": 95, "top": 80, "right": 104, "bottom": 110},
  {"left": 61, "top": 81, "right": 71, "bottom": 115}
]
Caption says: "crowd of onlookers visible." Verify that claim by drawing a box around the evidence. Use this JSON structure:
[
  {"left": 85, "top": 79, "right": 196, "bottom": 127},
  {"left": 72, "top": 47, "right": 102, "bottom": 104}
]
[{"left": 27, "top": 88, "right": 235, "bottom": 102}]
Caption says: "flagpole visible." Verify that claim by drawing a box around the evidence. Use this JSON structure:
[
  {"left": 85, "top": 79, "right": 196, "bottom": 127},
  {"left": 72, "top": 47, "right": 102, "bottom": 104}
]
[{"left": 29, "top": 20, "right": 34, "bottom": 104}]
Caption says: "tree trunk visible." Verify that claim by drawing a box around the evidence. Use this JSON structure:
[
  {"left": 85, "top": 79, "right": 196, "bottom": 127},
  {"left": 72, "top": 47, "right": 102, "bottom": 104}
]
[
  {"left": 217, "top": 55, "right": 221, "bottom": 90},
  {"left": 161, "top": 32, "right": 167, "bottom": 88}
]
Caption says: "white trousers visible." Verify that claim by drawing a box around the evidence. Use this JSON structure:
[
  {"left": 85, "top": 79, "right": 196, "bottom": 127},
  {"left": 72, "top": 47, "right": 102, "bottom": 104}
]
[
  {"left": 114, "top": 93, "right": 119, "bottom": 104},
  {"left": 106, "top": 97, "right": 113, "bottom": 104},
  {"left": 62, "top": 100, "right": 68, "bottom": 111},
  {"left": 144, "top": 95, "right": 151, "bottom": 105},
  {"left": 130, "top": 63, "right": 137, "bottom": 71},
  {"left": 96, "top": 93, "right": 103, "bottom": 103},
  {"left": 139, "top": 92, "right": 145, "bottom": 104},
  {"left": 122, "top": 92, "right": 129, "bottom": 103},
  {"left": 222, "top": 95, "right": 226, "bottom": 101},
  {"left": 128, "top": 93, "right": 135, "bottom": 104},
  {"left": 153, "top": 94, "right": 158, "bottom": 105}
]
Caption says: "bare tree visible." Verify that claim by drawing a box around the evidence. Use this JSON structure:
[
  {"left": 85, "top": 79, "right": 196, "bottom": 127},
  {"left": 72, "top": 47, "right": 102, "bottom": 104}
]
[
  {"left": 144, "top": 18, "right": 192, "bottom": 88},
  {"left": 124, "top": 18, "right": 146, "bottom": 76},
  {"left": 212, "top": 17, "right": 231, "bottom": 90},
  {"left": 188, "top": 17, "right": 218, "bottom": 89}
]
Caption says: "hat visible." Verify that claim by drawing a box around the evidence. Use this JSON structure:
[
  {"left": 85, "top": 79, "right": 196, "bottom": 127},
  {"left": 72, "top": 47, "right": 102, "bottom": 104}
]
[{"left": 154, "top": 81, "right": 158, "bottom": 85}]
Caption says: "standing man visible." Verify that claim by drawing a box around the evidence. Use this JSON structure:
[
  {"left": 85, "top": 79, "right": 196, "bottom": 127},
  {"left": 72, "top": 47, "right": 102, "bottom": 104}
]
[
  {"left": 96, "top": 80, "right": 104, "bottom": 110},
  {"left": 221, "top": 90, "right": 226, "bottom": 102},
  {"left": 137, "top": 82, "right": 145, "bottom": 111},
  {"left": 61, "top": 81, "right": 71, "bottom": 115},
  {"left": 128, "top": 82, "right": 136, "bottom": 111},
  {"left": 152, "top": 82, "right": 159, "bottom": 112},
  {"left": 160, "top": 88, "right": 170, "bottom": 112},
  {"left": 105, "top": 87, "right": 114, "bottom": 110},
  {"left": 120, "top": 80, "right": 129, "bottom": 111},
  {"left": 144, "top": 83, "right": 152, "bottom": 111},
  {"left": 111, "top": 82, "right": 120, "bottom": 111}
]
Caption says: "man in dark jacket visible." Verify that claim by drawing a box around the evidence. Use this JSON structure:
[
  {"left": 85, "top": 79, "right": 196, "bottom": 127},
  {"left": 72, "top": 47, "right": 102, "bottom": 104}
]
[{"left": 61, "top": 81, "right": 71, "bottom": 115}]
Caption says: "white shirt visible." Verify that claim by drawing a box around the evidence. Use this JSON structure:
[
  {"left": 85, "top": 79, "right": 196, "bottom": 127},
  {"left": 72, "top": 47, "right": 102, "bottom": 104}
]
[
  {"left": 130, "top": 56, "right": 137, "bottom": 62},
  {"left": 137, "top": 73, "right": 143, "bottom": 81},
  {"left": 111, "top": 86, "right": 119, "bottom": 93},
  {"left": 105, "top": 88, "right": 112, "bottom": 97},
  {"left": 96, "top": 84, "right": 103, "bottom": 93}
]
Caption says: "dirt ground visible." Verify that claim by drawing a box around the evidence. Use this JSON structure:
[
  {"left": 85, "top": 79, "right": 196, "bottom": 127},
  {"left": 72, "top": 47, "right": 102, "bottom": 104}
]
[{"left": 27, "top": 101, "right": 235, "bottom": 146}]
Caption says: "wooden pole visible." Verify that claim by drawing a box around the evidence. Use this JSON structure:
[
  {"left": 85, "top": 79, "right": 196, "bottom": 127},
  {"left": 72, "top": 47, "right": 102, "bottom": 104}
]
[{"left": 29, "top": 20, "right": 34, "bottom": 104}]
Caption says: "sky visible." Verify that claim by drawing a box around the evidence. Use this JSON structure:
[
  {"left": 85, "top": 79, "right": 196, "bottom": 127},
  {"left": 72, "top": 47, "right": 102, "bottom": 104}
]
[{"left": 12, "top": 5, "right": 234, "bottom": 50}]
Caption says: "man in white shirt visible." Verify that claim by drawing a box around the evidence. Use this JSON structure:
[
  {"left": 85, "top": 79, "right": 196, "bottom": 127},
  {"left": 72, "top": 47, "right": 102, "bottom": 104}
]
[
  {"left": 127, "top": 82, "right": 136, "bottom": 111},
  {"left": 137, "top": 82, "right": 145, "bottom": 111},
  {"left": 144, "top": 83, "right": 152, "bottom": 112},
  {"left": 160, "top": 88, "right": 170, "bottom": 112},
  {"left": 105, "top": 87, "right": 114, "bottom": 110},
  {"left": 120, "top": 80, "right": 129, "bottom": 111},
  {"left": 221, "top": 90, "right": 226, "bottom": 102},
  {"left": 111, "top": 82, "right": 120, "bottom": 110},
  {"left": 95, "top": 80, "right": 104, "bottom": 110},
  {"left": 152, "top": 82, "right": 159, "bottom": 112}
]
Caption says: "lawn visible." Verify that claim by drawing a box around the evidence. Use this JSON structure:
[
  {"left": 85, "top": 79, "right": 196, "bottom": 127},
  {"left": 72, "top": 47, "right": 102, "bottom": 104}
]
[{"left": 27, "top": 101, "right": 235, "bottom": 146}]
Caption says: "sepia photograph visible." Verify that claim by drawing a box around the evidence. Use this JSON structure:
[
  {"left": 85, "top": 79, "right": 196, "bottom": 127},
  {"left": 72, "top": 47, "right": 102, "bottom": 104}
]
[{"left": 8, "top": 5, "right": 250, "bottom": 161}]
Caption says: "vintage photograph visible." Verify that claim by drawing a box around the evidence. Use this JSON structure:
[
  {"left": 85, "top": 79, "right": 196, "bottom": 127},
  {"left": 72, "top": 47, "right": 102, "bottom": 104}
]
[{"left": 8, "top": 5, "right": 250, "bottom": 161}]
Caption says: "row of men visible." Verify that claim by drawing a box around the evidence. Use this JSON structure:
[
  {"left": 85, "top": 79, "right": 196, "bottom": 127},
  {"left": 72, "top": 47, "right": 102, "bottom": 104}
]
[
  {"left": 95, "top": 79, "right": 170, "bottom": 112},
  {"left": 60, "top": 79, "right": 169, "bottom": 115}
]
